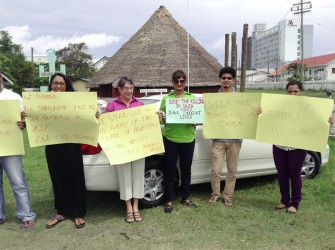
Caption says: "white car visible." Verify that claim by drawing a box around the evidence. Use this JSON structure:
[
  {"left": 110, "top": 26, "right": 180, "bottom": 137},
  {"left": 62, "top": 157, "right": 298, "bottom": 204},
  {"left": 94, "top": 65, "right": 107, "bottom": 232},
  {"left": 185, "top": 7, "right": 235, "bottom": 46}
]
[{"left": 83, "top": 95, "right": 330, "bottom": 207}]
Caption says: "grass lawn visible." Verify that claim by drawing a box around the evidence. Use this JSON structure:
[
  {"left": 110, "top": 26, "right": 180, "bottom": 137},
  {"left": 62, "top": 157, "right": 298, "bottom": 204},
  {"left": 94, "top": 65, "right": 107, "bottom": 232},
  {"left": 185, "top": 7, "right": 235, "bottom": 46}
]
[{"left": 1, "top": 90, "right": 335, "bottom": 249}]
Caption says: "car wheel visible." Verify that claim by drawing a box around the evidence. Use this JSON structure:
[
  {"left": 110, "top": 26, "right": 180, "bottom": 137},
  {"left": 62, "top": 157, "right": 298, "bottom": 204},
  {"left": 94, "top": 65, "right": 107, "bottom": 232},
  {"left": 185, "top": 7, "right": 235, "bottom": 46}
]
[
  {"left": 301, "top": 151, "right": 321, "bottom": 178},
  {"left": 141, "top": 157, "right": 165, "bottom": 207}
]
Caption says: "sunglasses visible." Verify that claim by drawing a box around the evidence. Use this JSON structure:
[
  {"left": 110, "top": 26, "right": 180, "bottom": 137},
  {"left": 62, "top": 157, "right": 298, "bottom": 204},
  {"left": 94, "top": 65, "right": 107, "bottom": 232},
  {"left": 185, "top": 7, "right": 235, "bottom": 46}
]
[
  {"left": 173, "top": 79, "right": 186, "bottom": 84},
  {"left": 221, "top": 76, "right": 233, "bottom": 80}
]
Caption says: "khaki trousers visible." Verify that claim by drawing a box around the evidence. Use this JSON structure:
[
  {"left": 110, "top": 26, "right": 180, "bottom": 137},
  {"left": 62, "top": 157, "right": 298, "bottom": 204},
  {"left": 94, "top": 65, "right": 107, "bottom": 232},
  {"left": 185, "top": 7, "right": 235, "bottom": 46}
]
[
  {"left": 116, "top": 158, "right": 145, "bottom": 201},
  {"left": 210, "top": 141, "right": 241, "bottom": 200}
]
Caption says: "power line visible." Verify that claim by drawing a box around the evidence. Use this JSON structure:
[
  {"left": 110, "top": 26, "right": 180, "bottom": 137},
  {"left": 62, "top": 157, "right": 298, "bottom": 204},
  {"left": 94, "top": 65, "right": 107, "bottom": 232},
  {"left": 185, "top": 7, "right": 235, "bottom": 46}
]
[
  {"left": 312, "top": 11, "right": 335, "bottom": 24},
  {"left": 307, "top": 12, "right": 335, "bottom": 26},
  {"left": 291, "top": 0, "right": 312, "bottom": 82},
  {"left": 304, "top": 16, "right": 335, "bottom": 29}
]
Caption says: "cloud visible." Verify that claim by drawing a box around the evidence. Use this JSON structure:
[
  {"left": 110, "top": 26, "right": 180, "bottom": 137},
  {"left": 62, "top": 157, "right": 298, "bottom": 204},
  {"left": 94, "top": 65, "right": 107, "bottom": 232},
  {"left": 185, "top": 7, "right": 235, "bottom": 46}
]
[
  {"left": 1, "top": 25, "right": 121, "bottom": 56},
  {"left": 211, "top": 36, "right": 225, "bottom": 50}
]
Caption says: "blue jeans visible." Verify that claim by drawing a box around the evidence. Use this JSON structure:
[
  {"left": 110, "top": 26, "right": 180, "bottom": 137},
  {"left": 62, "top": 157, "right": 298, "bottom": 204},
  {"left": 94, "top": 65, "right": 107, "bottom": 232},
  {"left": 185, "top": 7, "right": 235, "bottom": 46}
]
[{"left": 0, "top": 155, "right": 36, "bottom": 223}]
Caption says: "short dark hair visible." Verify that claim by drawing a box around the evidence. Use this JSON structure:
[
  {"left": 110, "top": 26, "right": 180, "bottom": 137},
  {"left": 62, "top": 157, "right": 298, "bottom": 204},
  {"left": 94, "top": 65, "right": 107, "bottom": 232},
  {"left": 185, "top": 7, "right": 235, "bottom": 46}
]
[
  {"left": 49, "top": 73, "right": 74, "bottom": 92},
  {"left": 219, "top": 67, "right": 236, "bottom": 79},
  {"left": 286, "top": 80, "right": 302, "bottom": 91},
  {"left": 117, "top": 76, "right": 134, "bottom": 89},
  {"left": 172, "top": 70, "right": 186, "bottom": 82}
]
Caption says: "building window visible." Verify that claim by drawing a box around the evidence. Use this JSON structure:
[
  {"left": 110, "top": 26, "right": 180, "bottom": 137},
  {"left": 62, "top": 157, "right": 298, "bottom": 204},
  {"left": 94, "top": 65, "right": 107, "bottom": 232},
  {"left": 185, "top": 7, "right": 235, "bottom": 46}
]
[
  {"left": 309, "top": 70, "right": 311, "bottom": 75},
  {"left": 298, "top": 35, "right": 300, "bottom": 39},
  {"left": 332, "top": 68, "right": 335, "bottom": 74}
]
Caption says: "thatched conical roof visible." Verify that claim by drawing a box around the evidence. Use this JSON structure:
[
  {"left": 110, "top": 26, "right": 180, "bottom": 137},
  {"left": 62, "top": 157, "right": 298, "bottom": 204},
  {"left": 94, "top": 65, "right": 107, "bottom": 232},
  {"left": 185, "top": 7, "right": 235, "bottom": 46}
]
[{"left": 90, "top": 5, "right": 222, "bottom": 88}]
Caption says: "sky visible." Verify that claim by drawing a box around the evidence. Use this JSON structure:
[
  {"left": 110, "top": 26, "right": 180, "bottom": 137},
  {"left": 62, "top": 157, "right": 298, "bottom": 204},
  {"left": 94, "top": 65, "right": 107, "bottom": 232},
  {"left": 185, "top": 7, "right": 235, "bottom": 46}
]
[{"left": 1, "top": 0, "right": 335, "bottom": 65}]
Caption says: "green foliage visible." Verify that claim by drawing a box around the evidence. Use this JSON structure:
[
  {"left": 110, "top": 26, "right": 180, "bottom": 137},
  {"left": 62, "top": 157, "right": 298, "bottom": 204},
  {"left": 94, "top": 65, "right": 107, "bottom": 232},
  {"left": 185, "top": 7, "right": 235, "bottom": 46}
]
[
  {"left": 34, "top": 77, "right": 50, "bottom": 87},
  {"left": 287, "top": 62, "right": 309, "bottom": 82},
  {"left": 56, "top": 42, "right": 96, "bottom": 80},
  {"left": 0, "top": 30, "right": 34, "bottom": 91}
]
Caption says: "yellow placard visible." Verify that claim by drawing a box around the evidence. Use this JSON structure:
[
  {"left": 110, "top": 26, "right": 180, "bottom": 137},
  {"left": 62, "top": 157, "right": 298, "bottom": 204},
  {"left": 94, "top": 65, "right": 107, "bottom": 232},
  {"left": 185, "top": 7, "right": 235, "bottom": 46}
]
[
  {"left": 22, "top": 92, "right": 99, "bottom": 147},
  {"left": 0, "top": 100, "right": 25, "bottom": 156},
  {"left": 98, "top": 104, "right": 165, "bottom": 165},
  {"left": 256, "top": 93, "right": 333, "bottom": 152},
  {"left": 203, "top": 93, "right": 261, "bottom": 139}
]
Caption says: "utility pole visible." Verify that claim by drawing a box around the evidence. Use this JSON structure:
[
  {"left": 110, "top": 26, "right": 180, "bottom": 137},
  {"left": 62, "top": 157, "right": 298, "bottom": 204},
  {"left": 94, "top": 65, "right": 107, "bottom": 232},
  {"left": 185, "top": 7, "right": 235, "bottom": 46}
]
[
  {"left": 224, "top": 34, "right": 230, "bottom": 67},
  {"left": 31, "top": 47, "right": 35, "bottom": 88},
  {"left": 231, "top": 32, "right": 237, "bottom": 90},
  {"left": 240, "top": 24, "right": 248, "bottom": 92},
  {"left": 267, "top": 48, "right": 269, "bottom": 82},
  {"left": 291, "top": 0, "right": 312, "bottom": 82}
]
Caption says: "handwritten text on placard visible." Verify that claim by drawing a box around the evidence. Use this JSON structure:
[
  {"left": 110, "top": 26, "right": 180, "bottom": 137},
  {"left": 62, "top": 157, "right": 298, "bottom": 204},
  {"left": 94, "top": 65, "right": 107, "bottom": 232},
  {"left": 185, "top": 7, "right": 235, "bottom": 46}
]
[
  {"left": 166, "top": 98, "right": 204, "bottom": 124},
  {"left": 256, "top": 93, "right": 333, "bottom": 152},
  {"left": 22, "top": 92, "right": 99, "bottom": 147},
  {"left": 203, "top": 93, "right": 261, "bottom": 139},
  {"left": 98, "top": 104, "right": 164, "bottom": 165},
  {"left": 0, "top": 100, "right": 25, "bottom": 156}
]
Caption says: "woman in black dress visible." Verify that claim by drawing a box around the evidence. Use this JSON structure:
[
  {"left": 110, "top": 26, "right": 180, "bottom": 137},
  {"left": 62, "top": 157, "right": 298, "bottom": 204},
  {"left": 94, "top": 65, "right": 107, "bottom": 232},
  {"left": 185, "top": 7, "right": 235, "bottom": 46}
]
[{"left": 45, "top": 73, "right": 88, "bottom": 229}]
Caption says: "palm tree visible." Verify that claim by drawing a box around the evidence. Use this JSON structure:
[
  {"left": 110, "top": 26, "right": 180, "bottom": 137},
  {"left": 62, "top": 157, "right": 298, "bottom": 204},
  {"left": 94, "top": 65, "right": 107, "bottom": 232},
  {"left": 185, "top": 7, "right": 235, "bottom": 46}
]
[{"left": 287, "top": 62, "right": 308, "bottom": 82}]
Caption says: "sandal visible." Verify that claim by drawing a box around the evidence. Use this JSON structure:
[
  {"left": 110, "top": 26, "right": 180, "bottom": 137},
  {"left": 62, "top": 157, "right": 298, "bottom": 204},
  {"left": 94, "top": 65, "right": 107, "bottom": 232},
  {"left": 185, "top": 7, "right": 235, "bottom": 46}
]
[
  {"left": 20, "top": 220, "right": 35, "bottom": 229},
  {"left": 133, "top": 212, "right": 143, "bottom": 222},
  {"left": 223, "top": 199, "right": 233, "bottom": 206},
  {"left": 274, "top": 203, "right": 288, "bottom": 210},
  {"left": 181, "top": 199, "right": 198, "bottom": 208},
  {"left": 208, "top": 195, "right": 220, "bottom": 204},
  {"left": 125, "top": 212, "right": 134, "bottom": 223},
  {"left": 287, "top": 206, "right": 297, "bottom": 214},
  {"left": 46, "top": 214, "right": 66, "bottom": 229},
  {"left": 74, "top": 218, "right": 85, "bottom": 228}
]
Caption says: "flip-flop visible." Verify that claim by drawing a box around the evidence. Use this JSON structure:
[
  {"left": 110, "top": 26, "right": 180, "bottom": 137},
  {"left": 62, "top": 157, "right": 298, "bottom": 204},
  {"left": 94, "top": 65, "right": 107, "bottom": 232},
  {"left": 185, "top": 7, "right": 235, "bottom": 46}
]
[
  {"left": 274, "top": 203, "right": 288, "bottom": 210},
  {"left": 46, "top": 215, "right": 66, "bottom": 229},
  {"left": 287, "top": 206, "right": 297, "bottom": 214},
  {"left": 74, "top": 218, "right": 85, "bottom": 228}
]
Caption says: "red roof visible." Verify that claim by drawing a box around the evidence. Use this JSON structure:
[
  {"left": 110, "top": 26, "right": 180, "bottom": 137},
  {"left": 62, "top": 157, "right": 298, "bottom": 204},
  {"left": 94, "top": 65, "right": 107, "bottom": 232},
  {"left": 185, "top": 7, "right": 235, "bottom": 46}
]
[
  {"left": 294, "top": 53, "right": 335, "bottom": 67},
  {"left": 270, "top": 52, "right": 335, "bottom": 76}
]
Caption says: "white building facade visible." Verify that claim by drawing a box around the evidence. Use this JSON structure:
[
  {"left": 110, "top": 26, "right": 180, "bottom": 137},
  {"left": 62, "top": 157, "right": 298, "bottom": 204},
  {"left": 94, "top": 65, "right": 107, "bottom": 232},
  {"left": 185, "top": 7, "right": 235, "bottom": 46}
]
[{"left": 249, "top": 19, "right": 313, "bottom": 69}]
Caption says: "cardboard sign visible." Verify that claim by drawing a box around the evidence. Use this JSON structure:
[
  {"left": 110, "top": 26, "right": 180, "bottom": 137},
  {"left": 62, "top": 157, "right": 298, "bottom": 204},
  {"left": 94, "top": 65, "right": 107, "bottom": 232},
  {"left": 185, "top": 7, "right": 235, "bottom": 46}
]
[
  {"left": 0, "top": 100, "right": 24, "bottom": 156},
  {"left": 166, "top": 98, "right": 204, "bottom": 124},
  {"left": 203, "top": 93, "right": 261, "bottom": 139},
  {"left": 256, "top": 93, "right": 333, "bottom": 152},
  {"left": 23, "top": 92, "right": 99, "bottom": 147},
  {"left": 98, "top": 104, "right": 165, "bottom": 164}
]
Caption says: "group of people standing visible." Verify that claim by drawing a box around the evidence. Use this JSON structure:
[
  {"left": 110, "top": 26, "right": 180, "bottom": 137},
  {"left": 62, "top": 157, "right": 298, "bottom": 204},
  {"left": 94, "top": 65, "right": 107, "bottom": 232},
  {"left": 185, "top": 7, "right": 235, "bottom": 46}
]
[{"left": 0, "top": 67, "right": 331, "bottom": 230}]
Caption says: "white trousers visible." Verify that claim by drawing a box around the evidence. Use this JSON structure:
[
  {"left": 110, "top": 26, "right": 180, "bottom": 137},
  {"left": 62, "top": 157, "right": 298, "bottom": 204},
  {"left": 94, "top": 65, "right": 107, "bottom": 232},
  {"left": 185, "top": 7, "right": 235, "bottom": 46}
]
[{"left": 116, "top": 158, "right": 145, "bottom": 201}]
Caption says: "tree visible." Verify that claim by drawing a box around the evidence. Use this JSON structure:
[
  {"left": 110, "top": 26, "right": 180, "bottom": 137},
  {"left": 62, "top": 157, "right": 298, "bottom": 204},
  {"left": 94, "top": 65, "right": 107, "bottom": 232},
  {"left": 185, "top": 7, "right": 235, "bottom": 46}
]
[
  {"left": 287, "top": 62, "right": 308, "bottom": 82},
  {"left": 56, "top": 43, "right": 96, "bottom": 80},
  {"left": 0, "top": 30, "right": 33, "bottom": 92}
]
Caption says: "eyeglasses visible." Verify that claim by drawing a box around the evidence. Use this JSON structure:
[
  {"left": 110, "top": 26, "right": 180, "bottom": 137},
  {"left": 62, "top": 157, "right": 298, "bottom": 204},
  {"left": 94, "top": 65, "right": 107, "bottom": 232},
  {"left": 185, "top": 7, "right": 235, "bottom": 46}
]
[
  {"left": 173, "top": 79, "right": 186, "bottom": 84},
  {"left": 221, "top": 76, "right": 233, "bottom": 80},
  {"left": 52, "top": 81, "right": 66, "bottom": 86},
  {"left": 122, "top": 87, "right": 134, "bottom": 91}
]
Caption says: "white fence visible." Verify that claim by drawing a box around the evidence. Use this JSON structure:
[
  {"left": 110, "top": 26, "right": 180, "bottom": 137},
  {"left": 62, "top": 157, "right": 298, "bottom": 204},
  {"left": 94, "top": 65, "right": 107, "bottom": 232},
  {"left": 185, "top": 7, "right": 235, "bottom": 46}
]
[{"left": 245, "top": 80, "right": 335, "bottom": 91}]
